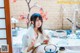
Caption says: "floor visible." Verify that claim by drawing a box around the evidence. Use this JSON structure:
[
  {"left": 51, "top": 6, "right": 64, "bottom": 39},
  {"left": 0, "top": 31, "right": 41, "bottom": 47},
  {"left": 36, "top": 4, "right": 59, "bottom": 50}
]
[{"left": 12, "top": 28, "right": 80, "bottom": 53}]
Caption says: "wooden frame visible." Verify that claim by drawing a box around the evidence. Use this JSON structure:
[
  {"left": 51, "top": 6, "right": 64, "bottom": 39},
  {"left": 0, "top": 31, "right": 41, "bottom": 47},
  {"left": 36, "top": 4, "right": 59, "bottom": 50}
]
[{"left": 4, "top": 0, "right": 13, "bottom": 53}]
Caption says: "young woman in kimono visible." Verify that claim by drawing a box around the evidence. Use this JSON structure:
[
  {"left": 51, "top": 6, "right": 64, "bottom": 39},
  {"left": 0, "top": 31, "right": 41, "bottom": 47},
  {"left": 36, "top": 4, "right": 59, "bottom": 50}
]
[{"left": 22, "top": 13, "right": 49, "bottom": 53}]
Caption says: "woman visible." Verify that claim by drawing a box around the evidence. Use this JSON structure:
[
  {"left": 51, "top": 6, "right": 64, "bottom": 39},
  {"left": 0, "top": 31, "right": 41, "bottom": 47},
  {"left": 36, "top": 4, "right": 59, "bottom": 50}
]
[{"left": 22, "top": 13, "right": 49, "bottom": 53}]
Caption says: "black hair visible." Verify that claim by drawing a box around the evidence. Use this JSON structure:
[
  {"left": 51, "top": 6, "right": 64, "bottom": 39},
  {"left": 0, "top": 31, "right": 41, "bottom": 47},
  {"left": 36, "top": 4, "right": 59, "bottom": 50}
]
[{"left": 30, "top": 13, "right": 43, "bottom": 34}]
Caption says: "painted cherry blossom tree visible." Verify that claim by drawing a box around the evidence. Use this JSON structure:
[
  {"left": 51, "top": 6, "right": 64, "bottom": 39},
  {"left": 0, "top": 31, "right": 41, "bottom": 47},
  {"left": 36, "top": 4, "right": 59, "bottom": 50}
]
[
  {"left": 11, "top": 0, "right": 16, "bottom": 3},
  {"left": 39, "top": 8, "right": 48, "bottom": 20},
  {"left": 12, "top": 0, "right": 48, "bottom": 28},
  {"left": 25, "top": 0, "right": 48, "bottom": 28}
]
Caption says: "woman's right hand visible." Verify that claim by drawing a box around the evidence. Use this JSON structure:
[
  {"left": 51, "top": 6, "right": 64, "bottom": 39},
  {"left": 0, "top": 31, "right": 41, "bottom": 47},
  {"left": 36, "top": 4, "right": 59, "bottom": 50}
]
[
  {"left": 27, "top": 39, "right": 36, "bottom": 52},
  {"left": 27, "top": 44, "right": 34, "bottom": 52}
]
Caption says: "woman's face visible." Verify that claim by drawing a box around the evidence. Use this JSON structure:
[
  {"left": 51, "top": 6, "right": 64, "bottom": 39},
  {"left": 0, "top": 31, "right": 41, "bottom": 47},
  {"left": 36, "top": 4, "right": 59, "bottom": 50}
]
[{"left": 35, "top": 17, "right": 42, "bottom": 28}]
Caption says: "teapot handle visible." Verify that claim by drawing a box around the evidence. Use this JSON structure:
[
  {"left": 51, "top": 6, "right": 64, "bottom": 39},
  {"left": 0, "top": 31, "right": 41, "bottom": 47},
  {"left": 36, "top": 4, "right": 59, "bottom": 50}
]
[{"left": 44, "top": 44, "right": 57, "bottom": 51}]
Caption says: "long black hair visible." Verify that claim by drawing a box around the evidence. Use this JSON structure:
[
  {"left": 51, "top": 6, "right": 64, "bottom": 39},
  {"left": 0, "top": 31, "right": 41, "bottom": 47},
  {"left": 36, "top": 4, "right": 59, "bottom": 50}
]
[{"left": 30, "top": 13, "right": 43, "bottom": 34}]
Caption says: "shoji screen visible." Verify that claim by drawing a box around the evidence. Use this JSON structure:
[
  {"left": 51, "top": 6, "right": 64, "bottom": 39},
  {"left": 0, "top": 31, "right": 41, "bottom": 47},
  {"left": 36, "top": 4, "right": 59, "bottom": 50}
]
[{"left": 0, "top": 0, "right": 12, "bottom": 53}]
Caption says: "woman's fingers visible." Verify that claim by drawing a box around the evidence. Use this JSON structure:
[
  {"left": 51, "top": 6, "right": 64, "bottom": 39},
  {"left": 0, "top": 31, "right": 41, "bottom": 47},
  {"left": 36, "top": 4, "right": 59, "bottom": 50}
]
[
  {"left": 31, "top": 38, "right": 37, "bottom": 46},
  {"left": 43, "top": 40, "right": 49, "bottom": 44}
]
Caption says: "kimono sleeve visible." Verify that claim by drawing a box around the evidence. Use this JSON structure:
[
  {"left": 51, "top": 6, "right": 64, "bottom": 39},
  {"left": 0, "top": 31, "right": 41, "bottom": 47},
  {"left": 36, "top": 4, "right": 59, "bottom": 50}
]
[{"left": 22, "top": 33, "right": 31, "bottom": 48}]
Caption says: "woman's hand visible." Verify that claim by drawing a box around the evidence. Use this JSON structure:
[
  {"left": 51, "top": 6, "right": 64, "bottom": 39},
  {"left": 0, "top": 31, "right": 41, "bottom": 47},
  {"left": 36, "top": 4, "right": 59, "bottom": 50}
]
[
  {"left": 27, "top": 39, "right": 36, "bottom": 52},
  {"left": 27, "top": 44, "right": 35, "bottom": 52},
  {"left": 43, "top": 40, "right": 49, "bottom": 44},
  {"left": 43, "top": 35, "right": 50, "bottom": 44}
]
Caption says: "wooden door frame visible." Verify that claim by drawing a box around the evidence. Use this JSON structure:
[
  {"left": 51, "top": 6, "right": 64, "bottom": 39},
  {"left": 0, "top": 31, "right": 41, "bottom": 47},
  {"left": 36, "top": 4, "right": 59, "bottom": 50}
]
[{"left": 4, "top": 0, "right": 13, "bottom": 53}]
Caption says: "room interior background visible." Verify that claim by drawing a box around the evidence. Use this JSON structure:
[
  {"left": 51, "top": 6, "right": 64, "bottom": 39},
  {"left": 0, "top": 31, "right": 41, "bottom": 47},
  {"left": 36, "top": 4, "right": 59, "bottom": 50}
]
[
  {"left": 10, "top": 0, "right": 80, "bottom": 30},
  {"left": 9, "top": 0, "right": 80, "bottom": 53}
]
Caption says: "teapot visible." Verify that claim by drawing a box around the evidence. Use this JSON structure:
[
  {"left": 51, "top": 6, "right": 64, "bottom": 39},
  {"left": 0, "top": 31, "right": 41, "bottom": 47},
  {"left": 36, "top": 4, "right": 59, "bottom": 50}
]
[{"left": 44, "top": 44, "right": 57, "bottom": 53}]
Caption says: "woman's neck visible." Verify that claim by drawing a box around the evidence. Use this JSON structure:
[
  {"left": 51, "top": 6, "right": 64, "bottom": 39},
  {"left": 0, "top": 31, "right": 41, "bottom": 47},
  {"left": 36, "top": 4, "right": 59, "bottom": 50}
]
[{"left": 34, "top": 27, "right": 38, "bottom": 35}]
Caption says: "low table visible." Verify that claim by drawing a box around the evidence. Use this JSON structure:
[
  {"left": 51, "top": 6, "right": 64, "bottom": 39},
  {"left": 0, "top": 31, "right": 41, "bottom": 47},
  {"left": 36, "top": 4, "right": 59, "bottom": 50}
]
[{"left": 49, "top": 38, "right": 80, "bottom": 53}]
